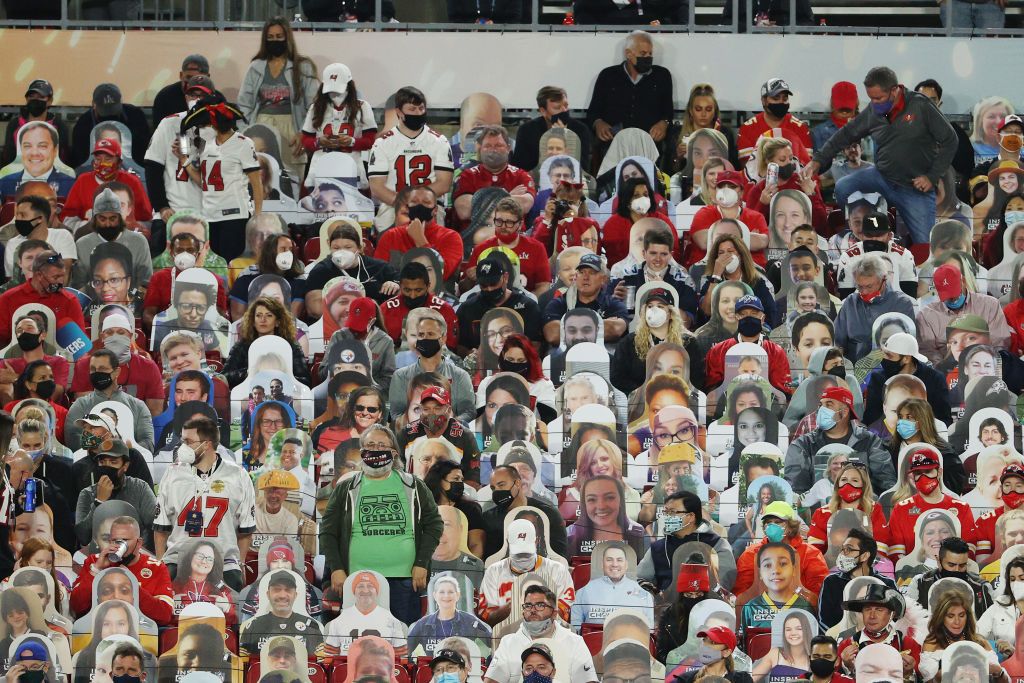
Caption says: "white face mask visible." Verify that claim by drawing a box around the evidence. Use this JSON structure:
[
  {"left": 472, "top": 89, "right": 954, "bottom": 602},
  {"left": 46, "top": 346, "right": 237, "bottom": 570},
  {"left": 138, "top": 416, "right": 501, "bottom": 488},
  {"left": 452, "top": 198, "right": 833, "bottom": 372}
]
[
  {"left": 176, "top": 443, "right": 196, "bottom": 465},
  {"left": 329, "top": 92, "right": 346, "bottom": 106},
  {"left": 724, "top": 255, "right": 741, "bottom": 274},
  {"left": 836, "top": 553, "right": 859, "bottom": 573},
  {"left": 332, "top": 249, "right": 358, "bottom": 270},
  {"left": 174, "top": 252, "right": 197, "bottom": 270},
  {"left": 645, "top": 306, "right": 669, "bottom": 329},
  {"left": 1012, "top": 581, "right": 1024, "bottom": 601},
  {"left": 716, "top": 186, "right": 739, "bottom": 207},
  {"left": 275, "top": 251, "right": 294, "bottom": 271},
  {"left": 630, "top": 196, "right": 652, "bottom": 214}
]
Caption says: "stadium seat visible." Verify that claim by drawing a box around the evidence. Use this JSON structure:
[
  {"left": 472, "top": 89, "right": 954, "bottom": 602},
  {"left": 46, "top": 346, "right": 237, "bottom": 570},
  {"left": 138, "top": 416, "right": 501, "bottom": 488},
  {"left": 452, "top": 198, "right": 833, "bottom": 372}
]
[
  {"left": 582, "top": 630, "right": 603, "bottom": 656},
  {"left": 304, "top": 238, "right": 321, "bottom": 264},
  {"left": 571, "top": 562, "right": 591, "bottom": 589},
  {"left": 909, "top": 243, "right": 931, "bottom": 266},
  {"left": 745, "top": 629, "right": 773, "bottom": 660},
  {"left": 330, "top": 661, "right": 348, "bottom": 683}
]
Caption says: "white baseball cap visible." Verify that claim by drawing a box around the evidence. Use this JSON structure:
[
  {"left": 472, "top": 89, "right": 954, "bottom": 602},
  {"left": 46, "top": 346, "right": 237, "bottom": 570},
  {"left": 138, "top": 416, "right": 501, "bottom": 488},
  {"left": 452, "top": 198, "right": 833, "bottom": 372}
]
[
  {"left": 507, "top": 518, "right": 537, "bottom": 555},
  {"left": 882, "top": 332, "right": 927, "bottom": 363},
  {"left": 102, "top": 313, "right": 132, "bottom": 333},
  {"left": 322, "top": 63, "right": 352, "bottom": 95}
]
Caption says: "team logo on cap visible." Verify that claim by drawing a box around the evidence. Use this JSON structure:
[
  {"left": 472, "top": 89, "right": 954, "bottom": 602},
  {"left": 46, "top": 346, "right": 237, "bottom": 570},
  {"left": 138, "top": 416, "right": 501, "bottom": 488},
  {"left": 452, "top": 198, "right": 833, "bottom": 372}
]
[
  {"left": 341, "top": 349, "right": 355, "bottom": 362},
  {"left": 329, "top": 74, "right": 338, "bottom": 81},
  {"left": 516, "top": 532, "right": 528, "bottom": 541}
]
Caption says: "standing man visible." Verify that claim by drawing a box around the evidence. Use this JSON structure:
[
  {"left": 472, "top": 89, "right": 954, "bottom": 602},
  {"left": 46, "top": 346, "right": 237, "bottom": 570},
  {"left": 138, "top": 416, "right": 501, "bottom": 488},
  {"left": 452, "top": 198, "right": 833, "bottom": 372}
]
[
  {"left": 1, "top": 79, "right": 68, "bottom": 167},
  {"left": 805, "top": 66, "right": 958, "bottom": 245},
  {"left": 151, "top": 55, "right": 212, "bottom": 125},
  {"left": 511, "top": 86, "right": 592, "bottom": 172},
  {"left": 586, "top": 32, "right": 673, "bottom": 149},
  {"left": 738, "top": 78, "right": 813, "bottom": 167}
]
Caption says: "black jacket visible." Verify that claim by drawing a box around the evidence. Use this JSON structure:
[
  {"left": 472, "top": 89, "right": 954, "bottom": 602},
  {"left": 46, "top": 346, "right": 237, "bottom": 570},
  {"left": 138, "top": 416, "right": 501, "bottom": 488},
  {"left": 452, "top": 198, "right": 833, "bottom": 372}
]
[
  {"left": 862, "top": 362, "right": 953, "bottom": 426},
  {"left": 818, "top": 569, "right": 896, "bottom": 628},
  {"left": 151, "top": 83, "right": 187, "bottom": 129},
  {"left": 586, "top": 63, "right": 674, "bottom": 134},
  {"left": 481, "top": 498, "right": 568, "bottom": 559},
  {"left": 223, "top": 338, "right": 311, "bottom": 388},
  {"left": 574, "top": 0, "right": 686, "bottom": 24},
  {"left": 511, "top": 115, "right": 593, "bottom": 173},
  {"left": 72, "top": 447, "right": 154, "bottom": 492},
  {"left": 70, "top": 106, "right": 152, "bottom": 167},
  {"left": 610, "top": 332, "right": 705, "bottom": 397}
]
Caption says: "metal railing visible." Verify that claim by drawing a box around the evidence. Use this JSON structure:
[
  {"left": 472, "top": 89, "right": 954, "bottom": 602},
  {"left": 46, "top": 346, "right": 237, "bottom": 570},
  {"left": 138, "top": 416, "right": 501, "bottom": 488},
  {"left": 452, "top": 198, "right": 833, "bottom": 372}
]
[{"left": 2, "top": 0, "right": 1023, "bottom": 34}]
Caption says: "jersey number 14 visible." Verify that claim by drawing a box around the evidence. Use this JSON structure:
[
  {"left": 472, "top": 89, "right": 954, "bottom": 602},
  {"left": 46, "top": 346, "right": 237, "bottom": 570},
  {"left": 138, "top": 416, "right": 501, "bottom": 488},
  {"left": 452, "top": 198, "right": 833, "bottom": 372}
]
[{"left": 200, "top": 160, "right": 225, "bottom": 192}]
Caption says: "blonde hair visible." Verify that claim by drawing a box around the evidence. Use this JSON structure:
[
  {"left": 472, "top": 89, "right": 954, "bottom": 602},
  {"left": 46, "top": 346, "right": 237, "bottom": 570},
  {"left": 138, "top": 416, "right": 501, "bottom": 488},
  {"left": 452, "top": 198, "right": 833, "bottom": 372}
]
[
  {"left": 971, "top": 96, "right": 1014, "bottom": 144},
  {"left": 634, "top": 302, "right": 684, "bottom": 357},
  {"left": 756, "top": 137, "right": 794, "bottom": 178},
  {"left": 827, "top": 463, "right": 876, "bottom": 517}
]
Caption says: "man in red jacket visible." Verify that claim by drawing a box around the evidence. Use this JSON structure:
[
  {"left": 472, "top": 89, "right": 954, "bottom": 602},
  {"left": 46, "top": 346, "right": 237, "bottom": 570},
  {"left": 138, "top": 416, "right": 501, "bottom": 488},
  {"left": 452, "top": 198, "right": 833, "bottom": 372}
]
[
  {"left": 62, "top": 138, "right": 152, "bottom": 223},
  {"left": 733, "top": 500, "right": 828, "bottom": 598},
  {"left": 374, "top": 186, "right": 464, "bottom": 282},
  {"left": 69, "top": 515, "right": 174, "bottom": 625},
  {"left": 737, "top": 78, "right": 813, "bottom": 167},
  {"left": 704, "top": 294, "right": 793, "bottom": 396}
]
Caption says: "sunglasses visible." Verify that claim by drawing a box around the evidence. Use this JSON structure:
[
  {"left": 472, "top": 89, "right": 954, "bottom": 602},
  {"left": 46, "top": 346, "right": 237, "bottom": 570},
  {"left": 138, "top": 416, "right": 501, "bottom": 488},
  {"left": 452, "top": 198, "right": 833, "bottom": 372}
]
[{"left": 354, "top": 404, "right": 381, "bottom": 414}]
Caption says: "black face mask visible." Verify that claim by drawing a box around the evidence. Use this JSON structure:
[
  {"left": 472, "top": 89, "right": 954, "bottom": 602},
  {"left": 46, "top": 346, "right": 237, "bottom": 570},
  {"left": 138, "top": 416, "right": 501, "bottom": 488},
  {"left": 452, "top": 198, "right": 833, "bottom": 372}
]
[
  {"left": 634, "top": 56, "right": 654, "bottom": 74},
  {"left": 447, "top": 481, "right": 465, "bottom": 501},
  {"left": 403, "top": 294, "right": 428, "bottom": 310},
  {"left": 880, "top": 358, "right": 903, "bottom": 376},
  {"left": 16, "top": 332, "right": 41, "bottom": 351},
  {"left": 33, "top": 379, "right": 56, "bottom": 400},
  {"left": 415, "top": 337, "right": 442, "bottom": 358},
  {"left": 14, "top": 220, "right": 37, "bottom": 237},
  {"left": 265, "top": 40, "right": 288, "bottom": 57},
  {"left": 402, "top": 113, "right": 427, "bottom": 132},
  {"left": 408, "top": 203, "right": 434, "bottom": 223},
  {"left": 480, "top": 287, "right": 506, "bottom": 305},
  {"left": 90, "top": 371, "right": 114, "bottom": 391},
  {"left": 96, "top": 225, "right": 123, "bottom": 242},
  {"left": 777, "top": 162, "right": 797, "bottom": 180},
  {"left": 941, "top": 569, "right": 969, "bottom": 581},
  {"left": 827, "top": 365, "right": 847, "bottom": 380},
  {"left": 808, "top": 659, "right": 835, "bottom": 678},
  {"left": 96, "top": 465, "right": 122, "bottom": 488},
  {"left": 737, "top": 316, "right": 762, "bottom": 338},
  {"left": 551, "top": 111, "right": 571, "bottom": 126},
  {"left": 25, "top": 99, "right": 47, "bottom": 117},
  {"left": 491, "top": 488, "right": 515, "bottom": 508},
  {"left": 862, "top": 239, "right": 888, "bottom": 253},
  {"left": 766, "top": 102, "right": 790, "bottom": 119},
  {"left": 499, "top": 358, "right": 530, "bottom": 376}
]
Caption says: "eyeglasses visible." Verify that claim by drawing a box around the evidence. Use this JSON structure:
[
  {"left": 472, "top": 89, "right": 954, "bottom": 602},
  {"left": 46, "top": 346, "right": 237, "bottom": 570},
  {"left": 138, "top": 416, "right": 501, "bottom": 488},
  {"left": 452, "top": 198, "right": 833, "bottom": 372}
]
[
  {"left": 522, "top": 602, "right": 553, "bottom": 612},
  {"left": 354, "top": 404, "right": 381, "bottom": 414},
  {"left": 260, "top": 418, "right": 285, "bottom": 427},
  {"left": 485, "top": 326, "right": 515, "bottom": 341},
  {"left": 91, "top": 276, "right": 127, "bottom": 289},
  {"left": 178, "top": 303, "right": 209, "bottom": 314},
  {"left": 653, "top": 424, "right": 697, "bottom": 446},
  {"left": 194, "top": 552, "right": 215, "bottom": 563},
  {"left": 493, "top": 218, "right": 520, "bottom": 228}
]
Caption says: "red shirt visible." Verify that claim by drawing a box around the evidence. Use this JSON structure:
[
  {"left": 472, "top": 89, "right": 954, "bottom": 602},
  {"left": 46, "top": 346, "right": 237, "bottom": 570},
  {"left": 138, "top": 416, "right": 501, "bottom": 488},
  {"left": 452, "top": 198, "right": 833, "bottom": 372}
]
[
  {"left": 0, "top": 282, "right": 85, "bottom": 347},
  {"left": 468, "top": 234, "right": 551, "bottom": 291},
  {"left": 142, "top": 268, "right": 229, "bottom": 317},
  {"left": 381, "top": 294, "right": 458, "bottom": 349},
  {"left": 374, "top": 222, "right": 464, "bottom": 282},
  {"left": 742, "top": 175, "right": 828, "bottom": 230},
  {"left": 601, "top": 211, "right": 677, "bottom": 267},
  {"left": 704, "top": 335, "right": 793, "bottom": 396},
  {"left": 70, "top": 553, "right": 174, "bottom": 625},
  {"left": 736, "top": 112, "right": 813, "bottom": 163},
  {"left": 62, "top": 169, "right": 153, "bottom": 221},
  {"left": 1004, "top": 299, "right": 1024, "bottom": 356},
  {"left": 452, "top": 164, "right": 535, "bottom": 228},
  {"left": 3, "top": 355, "right": 70, "bottom": 393},
  {"left": 883, "top": 493, "right": 977, "bottom": 561},
  {"left": 70, "top": 351, "right": 165, "bottom": 402},
  {"left": 680, "top": 206, "right": 770, "bottom": 267},
  {"left": 808, "top": 504, "right": 888, "bottom": 551},
  {"left": 3, "top": 398, "right": 67, "bottom": 444}
]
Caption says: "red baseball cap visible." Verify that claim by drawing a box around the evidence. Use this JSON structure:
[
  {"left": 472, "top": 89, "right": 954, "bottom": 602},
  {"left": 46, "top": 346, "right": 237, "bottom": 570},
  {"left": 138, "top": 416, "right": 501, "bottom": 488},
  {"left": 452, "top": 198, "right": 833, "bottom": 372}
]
[
  {"left": 908, "top": 448, "right": 941, "bottom": 473},
  {"left": 821, "top": 385, "right": 856, "bottom": 418},
  {"left": 831, "top": 81, "right": 858, "bottom": 110},
  {"left": 715, "top": 170, "right": 747, "bottom": 189},
  {"left": 93, "top": 137, "right": 121, "bottom": 158},
  {"left": 420, "top": 386, "right": 450, "bottom": 406},
  {"left": 345, "top": 297, "right": 377, "bottom": 335},
  {"left": 933, "top": 263, "right": 963, "bottom": 301},
  {"left": 697, "top": 625, "right": 737, "bottom": 652}
]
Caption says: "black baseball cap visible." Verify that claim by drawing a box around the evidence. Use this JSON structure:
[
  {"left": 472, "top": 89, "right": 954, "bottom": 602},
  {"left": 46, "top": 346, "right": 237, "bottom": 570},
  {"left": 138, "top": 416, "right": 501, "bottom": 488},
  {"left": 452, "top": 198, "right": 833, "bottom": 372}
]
[
  {"left": 521, "top": 644, "right": 554, "bottom": 665},
  {"left": 25, "top": 80, "right": 53, "bottom": 99},
  {"left": 268, "top": 571, "right": 297, "bottom": 588},
  {"left": 477, "top": 257, "right": 506, "bottom": 287},
  {"left": 431, "top": 649, "right": 466, "bottom": 669},
  {"left": 93, "top": 83, "right": 123, "bottom": 118},
  {"left": 862, "top": 212, "right": 890, "bottom": 236}
]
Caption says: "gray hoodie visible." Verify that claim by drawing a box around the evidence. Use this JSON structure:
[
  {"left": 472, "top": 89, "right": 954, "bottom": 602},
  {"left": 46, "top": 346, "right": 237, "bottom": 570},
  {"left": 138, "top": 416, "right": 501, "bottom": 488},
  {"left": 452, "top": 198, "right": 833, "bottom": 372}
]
[{"left": 783, "top": 346, "right": 864, "bottom": 428}]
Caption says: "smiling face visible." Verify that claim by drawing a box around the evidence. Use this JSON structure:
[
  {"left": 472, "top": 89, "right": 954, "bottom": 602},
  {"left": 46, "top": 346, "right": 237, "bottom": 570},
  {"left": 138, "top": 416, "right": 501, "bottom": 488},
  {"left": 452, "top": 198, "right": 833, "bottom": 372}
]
[
  {"left": 981, "top": 424, "right": 1005, "bottom": 447},
  {"left": 736, "top": 408, "right": 767, "bottom": 447},
  {"left": 773, "top": 196, "right": 808, "bottom": 243},
  {"left": 784, "top": 615, "right": 804, "bottom": 647},
  {"left": 176, "top": 290, "right": 209, "bottom": 328},
  {"left": 20, "top": 126, "right": 57, "bottom": 178},
  {"left": 759, "top": 547, "right": 795, "bottom": 597},
  {"left": 189, "top": 544, "right": 215, "bottom": 579},
  {"left": 688, "top": 134, "right": 721, "bottom": 173},
  {"left": 101, "top": 605, "right": 131, "bottom": 637},
  {"left": 922, "top": 519, "right": 954, "bottom": 560},
  {"left": 166, "top": 341, "right": 202, "bottom": 373},
  {"left": 947, "top": 329, "right": 989, "bottom": 360},
  {"left": 717, "top": 284, "right": 746, "bottom": 325},
  {"left": 92, "top": 259, "right": 130, "bottom": 303},
  {"left": 584, "top": 478, "right": 621, "bottom": 531},
  {"left": 603, "top": 547, "right": 628, "bottom": 580}
]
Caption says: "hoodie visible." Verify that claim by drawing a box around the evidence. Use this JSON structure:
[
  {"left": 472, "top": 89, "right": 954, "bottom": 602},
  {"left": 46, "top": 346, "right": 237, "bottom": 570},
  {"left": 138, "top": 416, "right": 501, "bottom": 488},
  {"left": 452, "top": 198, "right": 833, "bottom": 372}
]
[
  {"left": 783, "top": 346, "right": 863, "bottom": 428},
  {"left": 637, "top": 522, "right": 733, "bottom": 592}
]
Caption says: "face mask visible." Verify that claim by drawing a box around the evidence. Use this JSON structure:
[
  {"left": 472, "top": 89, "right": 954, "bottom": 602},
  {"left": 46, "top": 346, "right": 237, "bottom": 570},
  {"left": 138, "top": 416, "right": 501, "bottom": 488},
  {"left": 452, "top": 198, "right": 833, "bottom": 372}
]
[
  {"left": 880, "top": 358, "right": 903, "bottom": 376},
  {"left": 721, "top": 255, "right": 741, "bottom": 277},
  {"left": 914, "top": 473, "right": 939, "bottom": 496},
  {"left": 837, "top": 483, "right": 862, "bottom": 503},
  {"left": 275, "top": 251, "right": 294, "bottom": 271},
  {"left": 1003, "top": 491, "right": 1024, "bottom": 510},
  {"left": 809, "top": 658, "right": 836, "bottom": 678},
  {"left": 176, "top": 442, "right": 197, "bottom": 465},
  {"left": 25, "top": 449, "right": 45, "bottom": 463},
  {"left": 491, "top": 488, "right": 515, "bottom": 508},
  {"left": 662, "top": 515, "right": 685, "bottom": 534},
  {"left": 19, "top": 671, "right": 46, "bottom": 683},
  {"left": 329, "top": 92, "right": 346, "bottom": 106},
  {"left": 421, "top": 413, "right": 448, "bottom": 434},
  {"left": 1002, "top": 134, "right": 1024, "bottom": 153},
  {"left": 827, "top": 365, "right": 847, "bottom": 379},
  {"left": 777, "top": 162, "right": 797, "bottom": 180},
  {"left": 93, "top": 157, "right": 119, "bottom": 182},
  {"left": 408, "top": 203, "right": 434, "bottom": 223},
  {"left": 764, "top": 522, "right": 785, "bottom": 543},
  {"left": 112, "top": 675, "right": 141, "bottom": 683},
  {"left": 940, "top": 569, "right": 968, "bottom": 581},
  {"left": 816, "top": 406, "right": 837, "bottom": 430},
  {"left": 16, "top": 332, "right": 41, "bottom": 352},
  {"left": 360, "top": 448, "right": 394, "bottom": 471},
  {"left": 90, "top": 371, "right": 114, "bottom": 391},
  {"left": 103, "top": 334, "right": 132, "bottom": 364},
  {"left": 499, "top": 357, "right": 530, "bottom": 376},
  {"left": 402, "top": 113, "right": 427, "bottom": 132},
  {"left": 896, "top": 419, "right": 918, "bottom": 440},
  {"left": 765, "top": 102, "right": 790, "bottom": 119},
  {"left": 523, "top": 617, "right": 552, "bottom": 636},
  {"left": 945, "top": 292, "right": 967, "bottom": 311},
  {"left": 96, "top": 465, "right": 122, "bottom": 487},
  {"left": 715, "top": 187, "right": 739, "bottom": 207},
  {"left": 860, "top": 287, "right": 883, "bottom": 304},
  {"left": 14, "top": 220, "right": 36, "bottom": 237},
  {"left": 495, "top": 227, "right": 519, "bottom": 245},
  {"left": 81, "top": 431, "right": 104, "bottom": 451},
  {"left": 446, "top": 481, "right": 465, "bottom": 501},
  {"left": 33, "top": 379, "right": 56, "bottom": 400},
  {"left": 551, "top": 111, "right": 571, "bottom": 125},
  {"left": 634, "top": 56, "right": 654, "bottom": 74},
  {"left": 630, "top": 196, "right": 652, "bottom": 214},
  {"left": 96, "top": 225, "right": 123, "bottom": 242},
  {"left": 403, "top": 294, "right": 429, "bottom": 310},
  {"left": 645, "top": 306, "right": 669, "bottom": 329},
  {"left": 43, "top": 281, "right": 62, "bottom": 294},
  {"left": 185, "top": 97, "right": 200, "bottom": 111},
  {"left": 737, "top": 316, "right": 762, "bottom": 337},
  {"left": 332, "top": 249, "right": 358, "bottom": 270},
  {"left": 265, "top": 40, "right": 288, "bottom": 57},
  {"left": 1012, "top": 581, "right": 1024, "bottom": 601},
  {"left": 25, "top": 99, "right": 47, "bottom": 117},
  {"left": 435, "top": 674, "right": 460, "bottom": 683},
  {"left": 415, "top": 337, "right": 442, "bottom": 358},
  {"left": 836, "top": 553, "right": 860, "bottom": 573},
  {"left": 480, "top": 287, "right": 506, "bottom": 305},
  {"left": 479, "top": 151, "right": 508, "bottom": 169},
  {"left": 511, "top": 552, "right": 535, "bottom": 571},
  {"left": 1005, "top": 211, "right": 1024, "bottom": 226},
  {"left": 522, "top": 673, "right": 551, "bottom": 683},
  {"left": 871, "top": 99, "right": 894, "bottom": 115},
  {"left": 697, "top": 643, "right": 723, "bottom": 665},
  {"left": 174, "top": 251, "right": 197, "bottom": 270}
]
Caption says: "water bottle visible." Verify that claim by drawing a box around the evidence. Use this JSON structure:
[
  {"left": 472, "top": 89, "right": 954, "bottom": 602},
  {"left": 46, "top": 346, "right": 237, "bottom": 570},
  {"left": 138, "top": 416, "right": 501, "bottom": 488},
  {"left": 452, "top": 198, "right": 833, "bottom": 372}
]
[
  {"left": 107, "top": 540, "right": 129, "bottom": 564},
  {"left": 23, "top": 478, "right": 36, "bottom": 513}
]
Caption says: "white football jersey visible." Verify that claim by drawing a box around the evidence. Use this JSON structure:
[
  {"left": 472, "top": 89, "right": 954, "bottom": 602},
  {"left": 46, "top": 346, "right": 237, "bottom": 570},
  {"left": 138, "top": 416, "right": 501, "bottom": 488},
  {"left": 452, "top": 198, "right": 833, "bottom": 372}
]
[
  {"left": 480, "top": 558, "right": 575, "bottom": 616},
  {"left": 367, "top": 125, "right": 453, "bottom": 193},
  {"left": 301, "top": 99, "right": 376, "bottom": 144},
  {"left": 144, "top": 112, "right": 203, "bottom": 212},
  {"left": 193, "top": 132, "right": 259, "bottom": 223},
  {"left": 324, "top": 606, "right": 408, "bottom": 656},
  {"left": 153, "top": 458, "right": 257, "bottom": 569}
]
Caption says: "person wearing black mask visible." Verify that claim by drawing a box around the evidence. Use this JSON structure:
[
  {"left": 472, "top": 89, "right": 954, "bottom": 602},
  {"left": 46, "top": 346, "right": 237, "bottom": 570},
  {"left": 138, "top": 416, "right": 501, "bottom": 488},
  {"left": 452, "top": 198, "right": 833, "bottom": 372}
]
[
  {"left": 586, "top": 32, "right": 673, "bottom": 151},
  {"left": 397, "top": 386, "right": 480, "bottom": 486},
  {"left": 71, "top": 438, "right": 157, "bottom": 549},
  {"left": 478, "top": 465, "right": 567, "bottom": 561},
  {"left": 705, "top": 295, "right": 794, "bottom": 397},
  {"left": 860, "top": 331, "right": 952, "bottom": 426},
  {"left": 7, "top": 357, "right": 63, "bottom": 415},
  {"left": 70, "top": 83, "right": 151, "bottom": 167},
  {"left": 737, "top": 78, "right": 813, "bottom": 171},
  {"left": 7, "top": 195, "right": 75, "bottom": 282},
  {"left": 151, "top": 54, "right": 213, "bottom": 126},
  {"left": 836, "top": 213, "right": 918, "bottom": 299},
  {"left": 804, "top": 636, "right": 849, "bottom": 683},
  {"left": 906, "top": 536, "right": 994, "bottom": 619},
  {"left": 456, "top": 257, "right": 541, "bottom": 354},
  {"left": 511, "top": 86, "right": 592, "bottom": 173},
  {"left": 0, "top": 249, "right": 85, "bottom": 348},
  {"left": 4, "top": 641, "right": 52, "bottom": 683},
  {"left": 71, "top": 188, "right": 153, "bottom": 294},
  {"left": 1, "top": 80, "right": 70, "bottom": 168}
]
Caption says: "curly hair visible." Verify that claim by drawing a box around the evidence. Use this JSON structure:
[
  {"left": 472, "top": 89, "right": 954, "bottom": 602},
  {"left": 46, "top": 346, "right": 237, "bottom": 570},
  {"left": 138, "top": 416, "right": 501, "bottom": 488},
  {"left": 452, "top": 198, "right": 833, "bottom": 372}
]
[{"left": 240, "top": 296, "right": 296, "bottom": 343}]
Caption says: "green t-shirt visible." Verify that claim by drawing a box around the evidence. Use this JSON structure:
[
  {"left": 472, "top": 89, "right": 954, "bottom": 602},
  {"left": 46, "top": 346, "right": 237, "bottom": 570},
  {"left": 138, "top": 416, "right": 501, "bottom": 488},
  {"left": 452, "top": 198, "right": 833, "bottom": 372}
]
[{"left": 349, "top": 472, "right": 416, "bottom": 577}]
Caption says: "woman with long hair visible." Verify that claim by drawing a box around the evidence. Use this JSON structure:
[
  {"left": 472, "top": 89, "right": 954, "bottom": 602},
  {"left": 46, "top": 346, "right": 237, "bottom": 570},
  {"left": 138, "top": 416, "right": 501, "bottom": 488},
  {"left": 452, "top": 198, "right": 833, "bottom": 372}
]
[
  {"left": 171, "top": 540, "right": 236, "bottom": 624},
  {"left": 697, "top": 233, "right": 776, "bottom": 323},
  {"left": 243, "top": 400, "right": 294, "bottom": 470},
  {"left": 494, "top": 333, "right": 555, "bottom": 422},
  {"left": 979, "top": 552, "right": 1024, "bottom": 655},
  {"left": 673, "top": 84, "right": 738, "bottom": 169},
  {"left": 566, "top": 475, "right": 645, "bottom": 559},
  {"left": 921, "top": 592, "right": 1006, "bottom": 683},
  {"left": 300, "top": 63, "right": 376, "bottom": 187},
  {"left": 611, "top": 288, "right": 688, "bottom": 396},
  {"left": 750, "top": 611, "right": 813, "bottom": 682},
  {"left": 808, "top": 463, "right": 886, "bottom": 551},
  {"left": 237, "top": 16, "right": 319, "bottom": 178},
  {"left": 423, "top": 460, "right": 485, "bottom": 558},
  {"left": 888, "top": 398, "right": 964, "bottom": 494},
  {"left": 228, "top": 234, "right": 307, "bottom": 320},
  {"left": 602, "top": 176, "right": 676, "bottom": 266},
  {"left": 674, "top": 624, "right": 752, "bottom": 683},
  {"left": 970, "top": 96, "right": 1015, "bottom": 164},
  {"left": 222, "top": 297, "right": 310, "bottom": 387},
  {"left": 694, "top": 279, "right": 753, "bottom": 358},
  {"left": 7, "top": 361, "right": 67, "bottom": 444},
  {"left": 744, "top": 138, "right": 826, "bottom": 230},
  {"left": 14, "top": 539, "right": 66, "bottom": 615},
  {"left": 569, "top": 438, "right": 641, "bottom": 521}
]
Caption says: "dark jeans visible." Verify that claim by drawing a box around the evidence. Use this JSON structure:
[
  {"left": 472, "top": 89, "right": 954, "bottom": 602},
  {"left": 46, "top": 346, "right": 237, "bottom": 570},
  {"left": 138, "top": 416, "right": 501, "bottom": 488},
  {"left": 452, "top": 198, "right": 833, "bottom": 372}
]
[
  {"left": 387, "top": 577, "right": 423, "bottom": 626},
  {"left": 168, "top": 563, "right": 244, "bottom": 592},
  {"left": 209, "top": 217, "right": 249, "bottom": 263}
]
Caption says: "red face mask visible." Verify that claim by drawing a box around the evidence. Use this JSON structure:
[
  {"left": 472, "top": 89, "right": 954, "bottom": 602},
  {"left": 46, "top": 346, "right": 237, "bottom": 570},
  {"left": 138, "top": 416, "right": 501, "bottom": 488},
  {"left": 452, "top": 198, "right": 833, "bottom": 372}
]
[
  {"left": 93, "top": 156, "right": 119, "bottom": 182},
  {"left": 837, "top": 483, "right": 863, "bottom": 503},
  {"left": 859, "top": 289, "right": 883, "bottom": 304},
  {"left": 914, "top": 473, "right": 939, "bottom": 496},
  {"left": 495, "top": 228, "right": 519, "bottom": 245},
  {"left": 1003, "top": 490, "right": 1024, "bottom": 510}
]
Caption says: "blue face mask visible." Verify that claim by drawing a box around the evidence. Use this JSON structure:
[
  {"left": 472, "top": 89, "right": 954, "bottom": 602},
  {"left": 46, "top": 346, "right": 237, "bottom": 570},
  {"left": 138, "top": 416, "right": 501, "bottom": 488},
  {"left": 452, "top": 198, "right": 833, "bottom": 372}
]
[
  {"left": 872, "top": 99, "right": 894, "bottom": 115},
  {"left": 896, "top": 418, "right": 918, "bottom": 440},
  {"left": 816, "top": 406, "right": 837, "bottom": 431},
  {"left": 662, "top": 515, "right": 686, "bottom": 534},
  {"left": 1005, "top": 211, "right": 1024, "bottom": 227},
  {"left": 436, "top": 673, "right": 460, "bottom": 683},
  {"left": 764, "top": 522, "right": 785, "bottom": 543},
  {"left": 945, "top": 292, "right": 967, "bottom": 310}
]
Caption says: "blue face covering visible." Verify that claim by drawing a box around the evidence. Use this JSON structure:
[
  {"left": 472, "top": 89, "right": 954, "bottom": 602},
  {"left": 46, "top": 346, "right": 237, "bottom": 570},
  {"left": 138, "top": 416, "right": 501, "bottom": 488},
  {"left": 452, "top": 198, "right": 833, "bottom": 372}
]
[
  {"left": 945, "top": 292, "right": 968, "bottom": 310},
  {"left": 764, "top": 523, "right": 785, "bottom": 543},
  {"left": 817, "top": 406, "right": 837, "bottom": 431},
  {"left": 436, "top": 674, "right": 460, "bottom": 683},
  {"left": 896, "top": 419, "right": 918, "bottom": 440},
  {"left": 872, "top": 99, "right": 894, "bottom": 115},
  {"left": 1005, "top": 211, "right": 1024, "bottom": 226}
]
